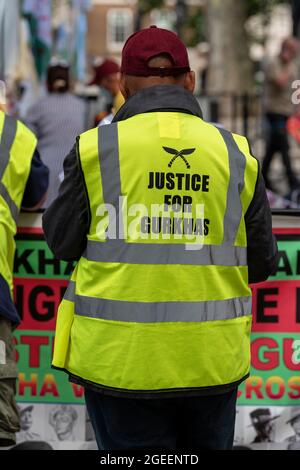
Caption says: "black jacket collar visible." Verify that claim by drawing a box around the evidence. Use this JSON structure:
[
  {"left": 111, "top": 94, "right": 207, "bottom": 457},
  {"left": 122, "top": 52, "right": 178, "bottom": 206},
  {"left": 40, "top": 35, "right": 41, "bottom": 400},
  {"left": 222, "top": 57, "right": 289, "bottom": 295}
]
[{"left": 113, "top": 85, "right": 203, "bottom": 123}]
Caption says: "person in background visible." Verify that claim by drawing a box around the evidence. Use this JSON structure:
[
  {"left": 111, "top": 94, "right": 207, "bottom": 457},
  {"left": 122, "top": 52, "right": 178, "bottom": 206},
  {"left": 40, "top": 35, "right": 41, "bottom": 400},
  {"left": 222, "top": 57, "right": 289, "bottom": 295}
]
[
  {"left": 284, "top": 407, "right": 300, "bottom": 449},
  {"left": 89, "top": 59, "right": 125, "bottom": 126},
  {"left": 16, "top": 405, "right": 41, "bottom": 443},
  {"left": 262, "top": 37, "right": 300, "bottom": 193},
  {"left": 48, "top": 405, "right": 78, "bottom": 441},
  {"left": 0, "top": 106, "right": 49, "bottom": 447},
  {"left": 249, "top": 408, "right": 280, "bottom": 444},
  {"left": 25, "top": 60, "right": 86, "bottom": 208}
]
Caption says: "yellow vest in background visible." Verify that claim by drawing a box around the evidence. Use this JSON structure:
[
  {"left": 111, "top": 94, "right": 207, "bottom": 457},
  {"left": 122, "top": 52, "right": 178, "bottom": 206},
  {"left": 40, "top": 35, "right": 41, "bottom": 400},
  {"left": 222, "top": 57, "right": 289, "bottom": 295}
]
[
  {"left": 0, "top": 112, "right": 37, "bottom": 297},
  {"left": 113, "top": 90, "right": 125, "bottom": 114},
  {"left": 53, "top": 111, "right": 258, "bottom": 394}
]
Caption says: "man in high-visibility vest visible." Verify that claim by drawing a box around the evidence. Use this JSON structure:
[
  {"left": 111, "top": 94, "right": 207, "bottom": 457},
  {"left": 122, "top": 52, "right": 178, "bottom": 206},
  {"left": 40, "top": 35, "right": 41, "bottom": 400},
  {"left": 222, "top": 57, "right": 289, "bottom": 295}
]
[
  {"left": 0, "top": 108, "right": 49, "bottom": 446},
  {"left": 43, "top": 27, "right": 278, "bottom": 450}
]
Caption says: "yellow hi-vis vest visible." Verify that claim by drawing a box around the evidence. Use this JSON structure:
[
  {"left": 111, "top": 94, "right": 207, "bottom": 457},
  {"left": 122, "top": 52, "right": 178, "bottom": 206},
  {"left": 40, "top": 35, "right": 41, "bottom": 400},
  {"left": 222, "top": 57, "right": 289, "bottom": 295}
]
[
  {"left": 0, "top": 112, "right": 37, "bottom": 297},
  {"left": 53, "top": 112, "right": 259, "bottom": 394}
]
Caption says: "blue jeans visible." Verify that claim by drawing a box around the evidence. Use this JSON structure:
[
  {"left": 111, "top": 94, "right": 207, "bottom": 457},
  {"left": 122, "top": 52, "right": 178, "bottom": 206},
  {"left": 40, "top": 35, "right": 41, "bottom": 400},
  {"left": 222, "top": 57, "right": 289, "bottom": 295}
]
[{"left": 85, "top": 387, "right": 238, "bottom": 451}]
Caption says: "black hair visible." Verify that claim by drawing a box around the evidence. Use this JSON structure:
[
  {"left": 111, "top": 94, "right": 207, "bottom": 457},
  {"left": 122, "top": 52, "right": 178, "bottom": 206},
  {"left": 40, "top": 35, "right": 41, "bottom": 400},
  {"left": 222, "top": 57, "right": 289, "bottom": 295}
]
[{"left": 47, "top": 65, "right": 70, "bottom": 93}]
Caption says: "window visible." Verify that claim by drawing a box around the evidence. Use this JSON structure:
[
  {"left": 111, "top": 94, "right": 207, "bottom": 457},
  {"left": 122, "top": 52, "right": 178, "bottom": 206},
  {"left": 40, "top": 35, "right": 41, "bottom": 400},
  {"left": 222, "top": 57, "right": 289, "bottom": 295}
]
[{"left": 107, "top": 9, "right": 133, "bottom": 52}]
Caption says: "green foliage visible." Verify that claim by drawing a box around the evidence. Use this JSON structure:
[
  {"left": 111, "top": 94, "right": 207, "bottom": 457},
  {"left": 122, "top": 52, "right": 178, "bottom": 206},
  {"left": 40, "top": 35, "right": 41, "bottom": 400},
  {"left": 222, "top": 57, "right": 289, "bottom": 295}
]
[
  {"left": 183, "top": 10, "right": 206, "bottom": 47},
  {"left": 245, "top": 0, "right": 290, "bottom": 47},
  {"left": 138, "top": 0, "right": 289, "bottom": 18},
  {"left": 138, "top": 0, "right": 165, "bottom": 15},
  {"left": 137, "top": 0, "right": 289, "bottom": 46}
]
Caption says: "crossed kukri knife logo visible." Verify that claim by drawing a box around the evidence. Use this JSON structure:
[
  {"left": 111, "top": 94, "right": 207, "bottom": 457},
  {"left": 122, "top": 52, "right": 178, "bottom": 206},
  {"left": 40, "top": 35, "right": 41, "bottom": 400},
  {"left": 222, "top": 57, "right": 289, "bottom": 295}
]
[{"left": 163, "top": 147, "right": 196, "bottom": 169}]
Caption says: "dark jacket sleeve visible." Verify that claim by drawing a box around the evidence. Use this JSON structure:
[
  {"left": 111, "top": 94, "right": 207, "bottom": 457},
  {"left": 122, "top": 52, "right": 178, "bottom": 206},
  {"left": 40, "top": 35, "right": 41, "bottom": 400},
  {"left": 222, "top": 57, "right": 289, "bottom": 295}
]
[
  {"left": 21, "top": 150, "right": 49, "bottom": 209},
  {"left": 245, "top": 166, "right": 278, "bottom": 284},
  {"left": 42, "top": 140, "right": 90, "bottom": 261}
]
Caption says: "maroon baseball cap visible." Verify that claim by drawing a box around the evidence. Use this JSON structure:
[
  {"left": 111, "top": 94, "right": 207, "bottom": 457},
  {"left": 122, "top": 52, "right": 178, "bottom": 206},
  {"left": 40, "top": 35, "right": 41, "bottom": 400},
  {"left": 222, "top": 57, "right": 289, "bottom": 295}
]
[
  {"left": 90, "top": 59, "right": 120, "bottom": 85},
  {"left": 121, "top": 26, "right": 190, "bottom": 77}
]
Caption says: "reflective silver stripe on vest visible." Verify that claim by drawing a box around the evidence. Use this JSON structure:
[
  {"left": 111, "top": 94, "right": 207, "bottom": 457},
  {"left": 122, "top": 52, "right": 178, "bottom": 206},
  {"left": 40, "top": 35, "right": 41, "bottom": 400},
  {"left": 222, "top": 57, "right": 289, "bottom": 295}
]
[
  {"left": 0, "top": 115, "right": 17, "bottom": 180},
  {"left": 84, "top": 239, "right": 247, "bottom": 266},
  {"left": 65, "top": 282, "right": 251, "bottom": 323},
  {"left": 98, "top": 124, "right": 125, "bottom": 238},
  {"left": 217, "top": 128, "right": 246, "bottom": 245},
  {"left": 0, "top": 182, "right": 19, "bottom": 223},
  {"left": 0, "top": 116, "right": 18, "bottom": 223},
  {"left": 64, "top": 280, "right": 76, "bottom": 301}
]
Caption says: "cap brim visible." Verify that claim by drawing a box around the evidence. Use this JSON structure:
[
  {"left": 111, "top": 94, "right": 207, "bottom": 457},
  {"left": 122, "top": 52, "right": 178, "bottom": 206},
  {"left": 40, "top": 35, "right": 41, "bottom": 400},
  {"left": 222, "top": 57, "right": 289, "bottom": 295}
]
[
  {"left": 247, "top": 415, "right": 280, "bottom": 427},
  {"left": 20, "top": 405, "right": 34, "bottom": 414},
  {"left": 286, "top": 414, "right": 300, "bottom": 424}
]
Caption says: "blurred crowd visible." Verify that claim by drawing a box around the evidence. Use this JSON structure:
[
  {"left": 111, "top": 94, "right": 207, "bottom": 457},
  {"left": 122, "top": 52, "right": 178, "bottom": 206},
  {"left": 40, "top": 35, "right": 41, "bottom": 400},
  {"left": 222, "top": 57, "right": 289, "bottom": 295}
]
[
  {"left": 9, "top": 57, "right": 125, "bottom": 208},
  {"left": 263, "top": 36, "right": 300, "bottom": 207},
  {"left": 2, "top": 36, "right": 300, "bottom": 210}
]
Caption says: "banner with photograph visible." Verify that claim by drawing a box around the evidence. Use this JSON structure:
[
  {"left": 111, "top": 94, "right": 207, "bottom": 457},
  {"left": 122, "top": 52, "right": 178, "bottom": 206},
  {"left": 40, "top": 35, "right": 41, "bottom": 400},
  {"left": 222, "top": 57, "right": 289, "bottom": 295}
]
[
  {"left": 13, "top": 215, "right": 300, "bottom": 450},
  {"left": 13, "top": 215, "right": 91, "bottom": 450},
  {"left": 235, "top": 226, "right": 300, "bottom": 450}
]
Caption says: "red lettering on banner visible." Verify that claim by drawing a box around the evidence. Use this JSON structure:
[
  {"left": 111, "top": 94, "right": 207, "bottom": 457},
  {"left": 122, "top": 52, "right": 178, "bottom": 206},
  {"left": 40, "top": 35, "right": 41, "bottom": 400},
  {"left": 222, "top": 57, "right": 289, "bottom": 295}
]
[
  {"left": 283, "top": 339, "right": 300, "bottom": 370},
  {"left": 14, "top": 278, "right": 69, "bottom": 331},
  {"left": 265, "top": 377, "right": 285, "bottom": 399},
  {"left": 18, "top": 373, "right": 60, "bottom": 397},
  {"left": 245, "top": 376, "right": 264, "bottom": 399},
  {"left": 19, "top": 373, "right": 38, "bottom": 396},
  {"left": 242, "top": 376, "right": 300, "bottom": 401},
  {"left": 20, "top": 336, "right": 49, "bottom": 368},
  {"left": 251, "top": 338, "right": 279, "bottom": 370},
  {"left": 252, "top": 281, "right": 300, "bottom": 333},
  {"left": 71, "top": 383, "right": 85, "bottom": 398},
  {"left": 40, "top": 374, "right": 59, "bottom": 397},
  {"left": 251, "top": 337, "right": 300, "bottom": 372},
  {"left": 288, "top": 377, "right": 300, "bottom": 399}
]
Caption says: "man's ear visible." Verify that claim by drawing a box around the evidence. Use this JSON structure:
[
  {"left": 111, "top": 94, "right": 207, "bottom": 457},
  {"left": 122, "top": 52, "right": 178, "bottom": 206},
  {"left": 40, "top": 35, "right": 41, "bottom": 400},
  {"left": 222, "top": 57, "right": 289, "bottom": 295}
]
[
  {"left": 120, "top": 74, "right": 130, "bottom": 100},
  {"left": 183, "top": 71, "right": 196, "bottom": 93}
]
